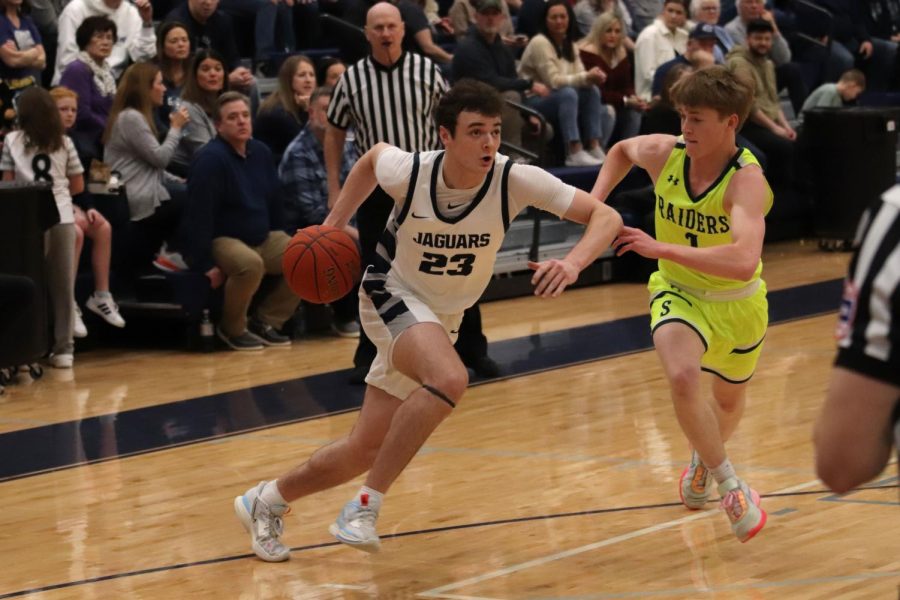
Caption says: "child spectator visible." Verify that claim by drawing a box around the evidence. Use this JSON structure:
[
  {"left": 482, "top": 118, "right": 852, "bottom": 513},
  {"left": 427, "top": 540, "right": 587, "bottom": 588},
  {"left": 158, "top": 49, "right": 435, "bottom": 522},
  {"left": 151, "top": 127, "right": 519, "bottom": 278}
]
[
  {"left": 801, "top": 68, "right": 866, "bottom": 113},
  {"left": 50, "top": 85, "right": 125, "bottom": 337},
  {"left": 2, "top": 87, "right": 85, "bottom": 368}
]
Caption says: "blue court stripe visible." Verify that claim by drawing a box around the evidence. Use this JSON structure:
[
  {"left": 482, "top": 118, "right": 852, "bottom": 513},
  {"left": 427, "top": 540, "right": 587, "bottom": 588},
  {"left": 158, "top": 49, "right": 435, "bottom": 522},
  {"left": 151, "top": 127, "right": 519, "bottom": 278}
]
[{"left": 0, "top": 279, "right": 844, "bottom": 482}]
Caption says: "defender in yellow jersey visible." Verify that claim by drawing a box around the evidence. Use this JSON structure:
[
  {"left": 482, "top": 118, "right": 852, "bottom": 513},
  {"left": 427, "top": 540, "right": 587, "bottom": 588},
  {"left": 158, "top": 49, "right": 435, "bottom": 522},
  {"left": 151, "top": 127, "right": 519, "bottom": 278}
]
[{"left": 591, "top": 65, "right": 769, "bottom": 543}]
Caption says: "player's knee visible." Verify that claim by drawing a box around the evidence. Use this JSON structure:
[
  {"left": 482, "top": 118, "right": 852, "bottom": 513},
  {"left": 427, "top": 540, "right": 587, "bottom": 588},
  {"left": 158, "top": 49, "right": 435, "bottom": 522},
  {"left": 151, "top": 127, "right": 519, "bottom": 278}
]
[
  {"left": 668, "top": 366, "right": 701, "bottom": 398},
  {"left": 422, "top": 368, "right": 468, "bottom": 408},
  {"left": 715, "top": 392, "right": 743, "bottom": 413},
  {"left": 443, "top": 366, "right": 469, "bottom": 399}
]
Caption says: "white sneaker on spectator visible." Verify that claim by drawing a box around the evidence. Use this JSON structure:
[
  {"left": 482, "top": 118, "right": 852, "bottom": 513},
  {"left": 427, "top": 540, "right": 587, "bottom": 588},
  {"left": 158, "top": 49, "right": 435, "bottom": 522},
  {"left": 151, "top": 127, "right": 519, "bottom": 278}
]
[
  {"left": 49, "top": 353, "right": 73, "bottom": 369},
  {"left": 565, "top": 150, "right": 602, "bottom": 167},
  {"left": 86, "top": 294, "right": 126, "bottom": 328},
  {"left": 73, "top": 304, "right": 88, "bottom": 338},
  {"left": 153, "top": 243, "right": 188, "bottom": 273},
  {"left": 587, "top": 145, "right": 607, "bottom": 162}
]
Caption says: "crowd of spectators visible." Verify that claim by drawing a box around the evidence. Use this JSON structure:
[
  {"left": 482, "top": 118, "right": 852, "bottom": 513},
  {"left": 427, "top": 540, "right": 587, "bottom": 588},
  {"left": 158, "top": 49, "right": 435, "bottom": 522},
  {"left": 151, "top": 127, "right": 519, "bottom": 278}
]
[{"left": 0, "top": 0, "right": 896, "bottom": 369}]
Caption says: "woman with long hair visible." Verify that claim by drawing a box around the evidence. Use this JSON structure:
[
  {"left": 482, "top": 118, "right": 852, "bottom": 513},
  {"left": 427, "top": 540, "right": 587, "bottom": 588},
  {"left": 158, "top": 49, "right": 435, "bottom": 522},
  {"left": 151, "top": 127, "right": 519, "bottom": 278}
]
[
  {"left": 255, "top": 54, "right": 316, "bottom": 156},
  {"left": 58, "top": 16, "right": 117, "bottom": 162},
  {"left": 1, "top": 87, "right": 84, "bottom": 368},
  {"left": 573, "top": 0, "right": 634, "bottom": 43},
  {"left": 169, "top": 49, "right": 227, "bottom": 177},
  {"left": 103, "top": 62, "right": 190, "bottom": 270},
  {"left": 0, "top": 0, "right": 45, "bottom": 112},
  {"left": 156, "top": 21, "right": 191, "bottom": 118},
  {"left": 50, "top": 85, "right": 125, "bottom": 338},
  {"left": 518, "top": 0, "right": 613, "bottom": 166},
  {"left": 577, "top": 12, "right": 645, "bottom": 142}
]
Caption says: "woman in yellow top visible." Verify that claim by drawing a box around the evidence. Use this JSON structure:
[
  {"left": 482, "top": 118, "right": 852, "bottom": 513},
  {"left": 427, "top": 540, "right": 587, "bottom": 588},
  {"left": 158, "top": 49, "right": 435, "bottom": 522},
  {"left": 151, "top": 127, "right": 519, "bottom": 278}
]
[
  {"left": 518, "top": 0, "right": 613, "bottom": 167},
  {"left": 591, "top": 65, "right": 772, "bottom": 544}
]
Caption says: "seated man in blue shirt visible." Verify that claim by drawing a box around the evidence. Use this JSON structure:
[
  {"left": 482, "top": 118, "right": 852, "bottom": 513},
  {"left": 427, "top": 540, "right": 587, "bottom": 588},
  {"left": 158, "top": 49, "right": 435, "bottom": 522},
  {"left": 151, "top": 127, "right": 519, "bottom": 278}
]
[
  {"left": 279, "top": 85, "right": 361, "bottom": 338},
  {"left": 183, "top": 91, "right": 300, "bottom": 351}
]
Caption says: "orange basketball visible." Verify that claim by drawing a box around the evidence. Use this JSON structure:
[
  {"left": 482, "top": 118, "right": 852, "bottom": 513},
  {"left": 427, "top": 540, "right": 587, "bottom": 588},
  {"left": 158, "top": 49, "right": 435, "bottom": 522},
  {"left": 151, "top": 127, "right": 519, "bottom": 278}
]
[{"left": 282, "top": 225, "right": 361, "bottom": 304}]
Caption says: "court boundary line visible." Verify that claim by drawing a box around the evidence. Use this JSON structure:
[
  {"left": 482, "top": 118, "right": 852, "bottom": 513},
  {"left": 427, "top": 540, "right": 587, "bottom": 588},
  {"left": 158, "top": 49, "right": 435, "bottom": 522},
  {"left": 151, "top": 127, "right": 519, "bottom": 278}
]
[
  {"left": 1, "top": 483, "right": 896, "bottom": 600},
  {"left": 470, "top": 570, "right": 900, "bottom": 599},
  {"left": 414, "top": 477, "right": 856, "bottom": 599}
]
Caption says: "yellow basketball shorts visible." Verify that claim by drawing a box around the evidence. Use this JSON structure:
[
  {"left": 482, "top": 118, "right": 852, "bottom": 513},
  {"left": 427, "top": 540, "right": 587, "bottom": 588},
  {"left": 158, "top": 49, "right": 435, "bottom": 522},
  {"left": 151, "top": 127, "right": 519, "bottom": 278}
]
[{"left": 648, "top": 271, "right": 769, "bottom": 383}]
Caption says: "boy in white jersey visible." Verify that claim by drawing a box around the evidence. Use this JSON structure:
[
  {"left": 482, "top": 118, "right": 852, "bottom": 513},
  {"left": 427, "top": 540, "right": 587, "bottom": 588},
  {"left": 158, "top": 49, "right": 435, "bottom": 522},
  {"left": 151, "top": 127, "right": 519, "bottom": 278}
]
[
  {"left": 591, "top": 65, "right": 771, "bottom": 542},
  {"left": 232, "top": 79, "right": 623, "bottom": 561}
]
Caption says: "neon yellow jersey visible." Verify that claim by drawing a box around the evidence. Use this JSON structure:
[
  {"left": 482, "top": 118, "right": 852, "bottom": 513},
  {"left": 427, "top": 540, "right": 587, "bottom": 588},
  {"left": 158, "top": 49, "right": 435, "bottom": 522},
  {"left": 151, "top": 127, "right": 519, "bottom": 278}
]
[{"left": 654, "top": 137, "right": 773, "bottom": 291}]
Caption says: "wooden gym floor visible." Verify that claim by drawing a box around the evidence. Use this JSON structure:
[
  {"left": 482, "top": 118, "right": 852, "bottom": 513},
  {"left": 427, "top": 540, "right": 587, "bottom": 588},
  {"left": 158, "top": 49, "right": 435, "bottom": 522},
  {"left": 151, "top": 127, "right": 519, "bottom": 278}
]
[{"left": 1, "top": 241, "right": 897, "bottom": 600}]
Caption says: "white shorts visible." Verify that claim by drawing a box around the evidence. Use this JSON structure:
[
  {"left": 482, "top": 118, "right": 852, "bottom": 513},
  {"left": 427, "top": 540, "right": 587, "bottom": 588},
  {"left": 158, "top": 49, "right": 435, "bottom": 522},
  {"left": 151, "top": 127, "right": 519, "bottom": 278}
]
[{"left": 359, "top": 281, "right": 463, "bottom": 400}]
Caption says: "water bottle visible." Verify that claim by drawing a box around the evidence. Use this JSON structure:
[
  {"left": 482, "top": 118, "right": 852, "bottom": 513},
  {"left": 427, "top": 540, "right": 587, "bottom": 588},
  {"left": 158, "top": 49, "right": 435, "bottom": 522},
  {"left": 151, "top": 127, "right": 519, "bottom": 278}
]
[{"left": 199, "top": 309, "right": 215, "bottom": 352}]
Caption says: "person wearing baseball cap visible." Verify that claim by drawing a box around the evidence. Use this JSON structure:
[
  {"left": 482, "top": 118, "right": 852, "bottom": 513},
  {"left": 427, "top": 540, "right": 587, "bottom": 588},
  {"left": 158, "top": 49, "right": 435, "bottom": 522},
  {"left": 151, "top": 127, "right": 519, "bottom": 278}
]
[
  {"left": 451, "top": 0, "right": 550, "bottom": 150},
  {"left": 447, "top": 0, "right": 515, "bottom": 42},
  {"left": 651, "top": 22, "right": 719, "bottom": 97}
]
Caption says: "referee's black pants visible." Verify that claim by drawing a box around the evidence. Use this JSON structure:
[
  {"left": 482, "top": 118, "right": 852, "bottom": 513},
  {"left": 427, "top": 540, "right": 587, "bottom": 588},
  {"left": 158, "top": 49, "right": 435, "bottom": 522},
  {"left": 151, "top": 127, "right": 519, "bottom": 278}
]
[{"left": 352, "top": 186, "right": 489, "bottom": 371}]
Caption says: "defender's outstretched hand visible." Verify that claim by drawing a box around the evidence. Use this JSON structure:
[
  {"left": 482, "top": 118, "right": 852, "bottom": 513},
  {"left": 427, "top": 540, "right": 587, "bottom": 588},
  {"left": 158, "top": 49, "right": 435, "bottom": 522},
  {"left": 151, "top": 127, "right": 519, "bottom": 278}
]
[
  {"left": 528, "top": 259, "right": 579, "bottom": 298},
  {"left": 614, "top": 226, "right": 663, "bottom": 259}
]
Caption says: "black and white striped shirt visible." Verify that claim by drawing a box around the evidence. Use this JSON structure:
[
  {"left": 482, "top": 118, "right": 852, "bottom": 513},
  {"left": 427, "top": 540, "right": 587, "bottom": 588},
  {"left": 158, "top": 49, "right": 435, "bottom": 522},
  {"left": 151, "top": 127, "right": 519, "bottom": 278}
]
[
  {"left": 327, "top": 52, "right": 449, "bottom": 154},
  {"left": 835, "top": 185, "right": 900, "bottom": 386}
]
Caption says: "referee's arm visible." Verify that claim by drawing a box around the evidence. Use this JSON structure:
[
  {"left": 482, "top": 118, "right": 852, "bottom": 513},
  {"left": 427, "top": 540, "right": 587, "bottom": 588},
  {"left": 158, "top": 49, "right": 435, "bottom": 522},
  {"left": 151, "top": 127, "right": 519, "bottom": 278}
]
[{"left": 325, "top": 123, "right": 348, "bottom": 209}]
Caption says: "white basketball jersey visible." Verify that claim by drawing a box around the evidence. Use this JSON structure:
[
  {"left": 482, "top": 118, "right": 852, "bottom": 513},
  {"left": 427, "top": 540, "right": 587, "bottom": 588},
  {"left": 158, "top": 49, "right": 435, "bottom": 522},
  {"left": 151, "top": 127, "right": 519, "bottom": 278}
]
[
  {"left": 364, "top": 150, "right": 514, "bottom": 315},
  {"left": 0, "top": 132, "right": 82, "bottom": 224}
]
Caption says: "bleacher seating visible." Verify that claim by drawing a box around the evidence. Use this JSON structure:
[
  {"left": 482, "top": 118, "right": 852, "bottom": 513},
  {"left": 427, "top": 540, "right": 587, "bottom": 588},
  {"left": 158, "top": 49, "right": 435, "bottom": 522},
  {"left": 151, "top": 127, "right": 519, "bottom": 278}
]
[{"left": 10, "top": 0, "right": 898, "bottom": 351}]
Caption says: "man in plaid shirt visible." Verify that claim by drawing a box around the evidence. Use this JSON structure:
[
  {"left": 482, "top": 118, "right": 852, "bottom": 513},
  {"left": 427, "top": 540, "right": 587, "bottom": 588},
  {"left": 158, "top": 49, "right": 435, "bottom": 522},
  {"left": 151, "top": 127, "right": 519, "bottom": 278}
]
[
  {"left": 279, "top": 86, "right": 359, "bottom": 233},
  {"left": 278, "top": 85, "right": 361, "bottom": 337}
]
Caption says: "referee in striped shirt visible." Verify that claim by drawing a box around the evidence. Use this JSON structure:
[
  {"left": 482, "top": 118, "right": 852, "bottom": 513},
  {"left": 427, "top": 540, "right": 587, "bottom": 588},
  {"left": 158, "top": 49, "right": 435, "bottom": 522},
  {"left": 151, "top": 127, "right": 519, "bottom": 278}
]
[
  {"left": 816, "top": 185, "right": 900, "bottom": 495},
  {"left": 325, "top": 2, "right": 499, "bottom": 383}
]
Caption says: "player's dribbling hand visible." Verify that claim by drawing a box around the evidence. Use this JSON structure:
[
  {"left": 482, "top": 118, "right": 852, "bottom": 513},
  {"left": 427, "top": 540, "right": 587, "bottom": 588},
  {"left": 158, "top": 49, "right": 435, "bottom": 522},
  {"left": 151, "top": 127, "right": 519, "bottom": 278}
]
[
  {"left": 613, "top": 226, "right": 662, "bottom": 258},
  {"left": 528, "top": 259, "right": 578, "bottom": 298}
]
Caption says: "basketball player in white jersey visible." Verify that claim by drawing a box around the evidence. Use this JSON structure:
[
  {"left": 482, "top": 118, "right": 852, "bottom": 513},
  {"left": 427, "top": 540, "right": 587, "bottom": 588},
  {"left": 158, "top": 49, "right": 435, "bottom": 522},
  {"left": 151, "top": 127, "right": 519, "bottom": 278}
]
[{"left": 233, "top": 79, "right": 623, "bottom": 561}]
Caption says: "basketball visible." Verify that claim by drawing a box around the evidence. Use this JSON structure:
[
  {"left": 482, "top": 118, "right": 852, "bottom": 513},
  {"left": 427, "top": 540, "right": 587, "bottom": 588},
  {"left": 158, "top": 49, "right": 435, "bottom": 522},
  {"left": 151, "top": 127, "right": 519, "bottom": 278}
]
[{"left": 282, "top": 225, "right": 361, "bottom": 304}]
